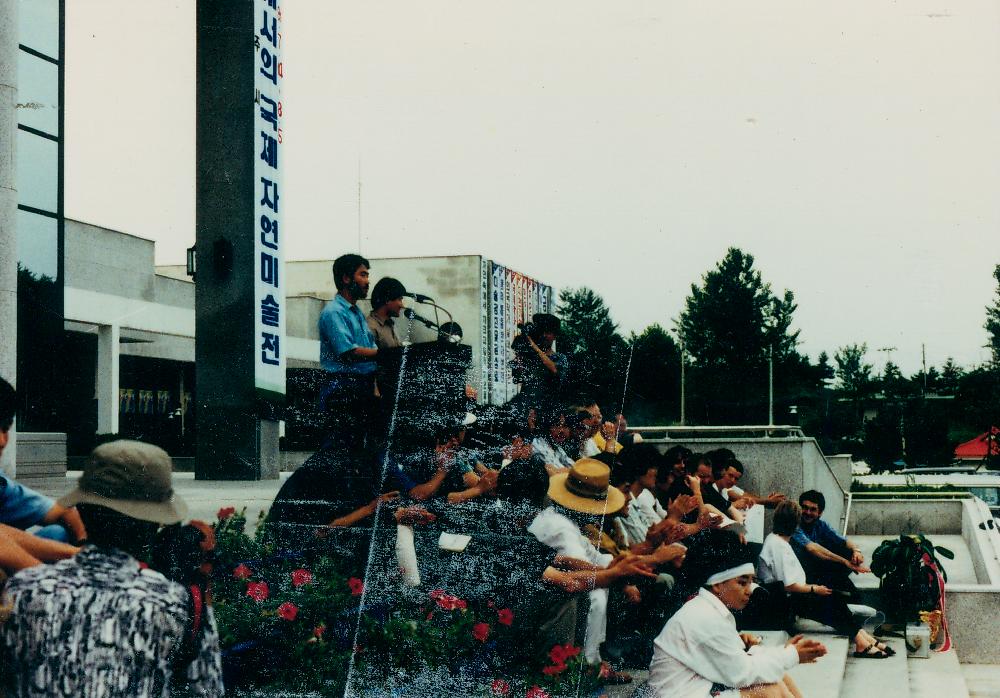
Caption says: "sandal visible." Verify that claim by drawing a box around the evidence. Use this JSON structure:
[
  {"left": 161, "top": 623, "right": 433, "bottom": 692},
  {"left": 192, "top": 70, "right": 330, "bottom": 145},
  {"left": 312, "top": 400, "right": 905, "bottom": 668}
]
[
  {"left": 853, "top": 644, "right": 889, "bottom": 659},
  {"left": 874, "top": 641, "right": 896, "bottom": 656}
]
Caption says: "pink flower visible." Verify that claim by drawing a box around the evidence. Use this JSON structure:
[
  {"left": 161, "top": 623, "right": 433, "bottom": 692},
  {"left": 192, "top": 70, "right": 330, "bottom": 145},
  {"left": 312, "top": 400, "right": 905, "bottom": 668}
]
[
  {"left": 491, "top": 679, "right": 510, "bottom": 696},
  {"left": 277, "top": 602, "right": 298, "bottom": 621},
  {"left": 313, "top": 624, "right": 326, "bottom": 638},
  {"left": 497, "top": 608, "right": 514, "bottom": 626},
  {"left": 246, "top": 582, "right": 269, "bottom": 602},
  {"left": 541, "top": 663, "right": 567, "bottom": 676},
  {"left": 348, "top": 577, "right": 365, "bottom": 596},
  {"left": 217, "top": 506, "right": 236, "bottom": 520},
  {"left": 232, "top": 564, "right": 252, "bottom": 580},
  {"left": 526, "top": 687, "right": 549, "bottom": 698},
  {"left": 435, "top": 594, "right": 465, "bottom": 610},
  {"left": 291, "top": 568, "right": 313, "bottom": 587},
  {"left": 472, "top": 622, "right": 491, "bottom": 642}
]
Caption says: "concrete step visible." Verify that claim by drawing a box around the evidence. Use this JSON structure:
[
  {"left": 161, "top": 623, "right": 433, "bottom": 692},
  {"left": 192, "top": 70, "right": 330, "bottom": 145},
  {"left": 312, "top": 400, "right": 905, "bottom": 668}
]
[
  {"left": 841, "top": 636, "right": 909, "bottom": 698},
  {"left": 756, "top": 630, "right": 850, "bottom": 698},
  {"left": 908, "top": 650, "right": 970, "bottom": 698}
]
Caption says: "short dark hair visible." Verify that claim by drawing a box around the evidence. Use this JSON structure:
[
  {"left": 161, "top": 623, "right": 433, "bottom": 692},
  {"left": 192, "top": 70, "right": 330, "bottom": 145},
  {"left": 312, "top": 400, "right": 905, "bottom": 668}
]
[
  {"left": 772, "top": 500, "right": 801, "bottom": 536},
  {"left": 530, "top": 313, "right": 561, "bottom": 338},
  {"left": 371, "top": 277, "right": 406, "bottom": 309},
  {"left": 332, "top": 254, "right": 370, "bottom": 291},
  {"left": 684, "top": 452, "right": 711, "bottom": 476},
  {"left": 729, "top": 459, "right": 745, "bottom": 475},
  {"left": 0, "top": 377, "right": 15, "bottom": 432},
  {"left": 799, "top": 490, "right": 825, "bottom": 512},
  {"left": 619, "top": 443, "right": 660, "bottom": 483},
  {"left": 663, "top": 445, "right": 691, "bottom": 466},
  {"left": 495, "top": 458, "right": 549, "bottom": 509}
]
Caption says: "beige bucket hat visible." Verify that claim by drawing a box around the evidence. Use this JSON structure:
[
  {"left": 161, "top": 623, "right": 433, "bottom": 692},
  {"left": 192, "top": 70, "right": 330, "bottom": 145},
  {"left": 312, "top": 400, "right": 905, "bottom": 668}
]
[
  {"left": 547, "top": 457, "right": 625, "bottom": 516},
  {"left": 58, "top": 440, "right": 188, "bottom": 525}
]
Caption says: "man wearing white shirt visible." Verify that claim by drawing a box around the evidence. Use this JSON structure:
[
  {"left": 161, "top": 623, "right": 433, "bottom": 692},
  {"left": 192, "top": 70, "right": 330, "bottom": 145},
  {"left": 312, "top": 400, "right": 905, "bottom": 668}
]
[{"left": 648, "top": 533, "right": 826, "bottom": 698}]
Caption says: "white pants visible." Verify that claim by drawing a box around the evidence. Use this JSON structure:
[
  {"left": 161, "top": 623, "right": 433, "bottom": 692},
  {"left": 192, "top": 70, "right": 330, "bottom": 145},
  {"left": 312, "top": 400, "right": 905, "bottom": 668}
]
[{"left": 584, "top": 588, "right": 609, "bottom": 664}]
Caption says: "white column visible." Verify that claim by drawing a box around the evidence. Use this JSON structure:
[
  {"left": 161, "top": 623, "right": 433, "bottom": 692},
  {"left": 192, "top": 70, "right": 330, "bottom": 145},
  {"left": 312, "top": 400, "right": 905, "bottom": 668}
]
[
  {"left": 0, "top": 0, "right": 18, "bottom": 475},
  {"left": 97, "top": 325, "right": 120, "bottom": 435}
]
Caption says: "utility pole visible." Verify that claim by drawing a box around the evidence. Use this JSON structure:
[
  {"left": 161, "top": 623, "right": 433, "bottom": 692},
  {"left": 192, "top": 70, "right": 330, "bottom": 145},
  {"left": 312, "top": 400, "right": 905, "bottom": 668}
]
[
  {"left": 922, "top": 343, "right": 927, "bottom": 395},
  {"left": 768, "top": 344, "right": 774, "bottom": 426},
  {"left": 679, "top": 343, "right": 686, "bottom": 426}
]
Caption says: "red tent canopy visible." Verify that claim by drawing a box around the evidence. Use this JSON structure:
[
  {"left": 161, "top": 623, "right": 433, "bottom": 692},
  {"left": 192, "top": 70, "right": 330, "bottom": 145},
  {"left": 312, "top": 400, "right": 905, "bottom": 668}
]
[{"left": 954, "top": 426, "right": 1000, "bottom": 459}]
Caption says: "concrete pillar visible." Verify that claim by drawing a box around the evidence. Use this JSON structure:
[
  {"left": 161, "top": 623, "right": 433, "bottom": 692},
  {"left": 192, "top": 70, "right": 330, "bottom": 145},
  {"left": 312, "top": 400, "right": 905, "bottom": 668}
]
[
  {"left": 0, "top": 0, "right": 17, "bottom": 475},
  {"left": 96, "top": 325, "right": 120, "bottom": 435}
]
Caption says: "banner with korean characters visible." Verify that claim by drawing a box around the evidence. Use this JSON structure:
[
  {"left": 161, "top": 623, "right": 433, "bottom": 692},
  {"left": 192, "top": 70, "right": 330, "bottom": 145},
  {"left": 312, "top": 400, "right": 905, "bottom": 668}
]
[{"left": 254, "top": 0, "right": 285, "bottom": 395}]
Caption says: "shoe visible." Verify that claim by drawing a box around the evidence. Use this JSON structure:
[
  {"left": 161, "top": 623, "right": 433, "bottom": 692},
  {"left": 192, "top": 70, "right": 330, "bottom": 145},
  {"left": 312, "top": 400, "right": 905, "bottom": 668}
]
[
  {"left": 853, "top": 644, "right": 889, "bottom": 659},
  {"left": 873, "top": 641, "right": 896, "bottom": 656}
]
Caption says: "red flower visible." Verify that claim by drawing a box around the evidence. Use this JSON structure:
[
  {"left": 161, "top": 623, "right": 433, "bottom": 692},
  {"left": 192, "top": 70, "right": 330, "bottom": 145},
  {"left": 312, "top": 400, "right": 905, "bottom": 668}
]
[
  {"left": 348, "top": 577, "right": 364, "bottom": 596},
  {"left": 497, "top": 608, "right": 514, "bottom": 626},
  {"left": 277, "top": 602, "right": 298, "bottom": 621},
  {"left": 435, "top": 594, "right": 466, "bottom": 611},
  {"left": 246, "top": 582, "right": 269, "bottom": 602},
  {"left": 472, "top": 622, "right": 491, "bottom": 642},
  {"left": 217, "top": 506, "right": 236, "bottom": 520},
  {"left": 429, "top": 589, "right": 446, "bottom": 600},
  {"left": 526, "top": 687, "right": 549, "bottom": 698},
  {"left": 491, "top": 679, "right": 510, "bottom": 696},
  {"left": 291, "top": 568, "right": 313, "bottom": 587},
  {"left": 233, "top": 564, "right": 252, "bottom": 580},
  {"left": 313, "top": 624, "right": 326, "bottom": 638},
  {"left": 541, "top": 663, "right": 567, "bottom": 676},
  {"left": 548, "top": 643, "right": 578, "bottom": 665}
]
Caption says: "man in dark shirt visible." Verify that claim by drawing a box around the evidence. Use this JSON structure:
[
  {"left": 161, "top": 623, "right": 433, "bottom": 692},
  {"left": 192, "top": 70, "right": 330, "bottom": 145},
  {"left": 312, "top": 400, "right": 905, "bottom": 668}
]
[{"left": 791, "top": 489, "right": 869, "bottom": 595}]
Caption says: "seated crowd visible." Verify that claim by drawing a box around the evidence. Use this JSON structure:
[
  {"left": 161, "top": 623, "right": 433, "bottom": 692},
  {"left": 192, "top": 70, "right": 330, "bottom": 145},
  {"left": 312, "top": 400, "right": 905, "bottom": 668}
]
[{"left": 266, "top": 382, "right": 890, "bottom": 695}]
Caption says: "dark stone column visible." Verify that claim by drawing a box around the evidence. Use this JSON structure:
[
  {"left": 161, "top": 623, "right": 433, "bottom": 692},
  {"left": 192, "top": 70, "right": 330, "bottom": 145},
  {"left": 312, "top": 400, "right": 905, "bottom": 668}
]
[{"left": 195, "top": 0, "right": 283, "bottom": 480}]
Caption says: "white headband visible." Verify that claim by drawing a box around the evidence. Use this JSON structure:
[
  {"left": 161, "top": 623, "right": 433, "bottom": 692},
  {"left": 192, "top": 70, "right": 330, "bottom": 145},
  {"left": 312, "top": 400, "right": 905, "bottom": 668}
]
[{"left": 705, "top": 562, "right": 755, "bottom": 586}]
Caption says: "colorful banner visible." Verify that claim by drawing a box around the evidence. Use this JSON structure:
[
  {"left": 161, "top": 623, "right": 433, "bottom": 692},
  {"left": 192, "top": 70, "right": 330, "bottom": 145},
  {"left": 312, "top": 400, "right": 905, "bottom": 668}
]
[{"left": 485, "top": 262, "right": 554, "bottom": 404}]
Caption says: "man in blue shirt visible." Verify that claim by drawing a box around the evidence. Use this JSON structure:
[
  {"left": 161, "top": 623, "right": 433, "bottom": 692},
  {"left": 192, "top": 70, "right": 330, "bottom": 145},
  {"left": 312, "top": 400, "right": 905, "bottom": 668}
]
[
  {"left": 317, "top": 254, "right": 380, "bottom": 453},
  {"left": 790, "top": 489, "right": 869, "bottom": 597}
]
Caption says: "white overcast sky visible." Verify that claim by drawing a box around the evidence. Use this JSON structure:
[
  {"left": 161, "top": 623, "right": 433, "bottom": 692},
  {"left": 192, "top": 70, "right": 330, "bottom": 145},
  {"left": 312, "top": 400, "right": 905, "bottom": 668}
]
[{"left": 64, "top": 1, "right": 1000, "bottom": 374}]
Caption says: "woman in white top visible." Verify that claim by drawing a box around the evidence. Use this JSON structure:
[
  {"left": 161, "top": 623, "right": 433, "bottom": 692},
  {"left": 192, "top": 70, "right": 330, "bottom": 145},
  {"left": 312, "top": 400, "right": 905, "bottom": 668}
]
[
  {"left": 530, "top": 409, "right": 576, "bottom": 476},
  {"left": 758, "top": 501, "right": 892, "bottom": 659}
]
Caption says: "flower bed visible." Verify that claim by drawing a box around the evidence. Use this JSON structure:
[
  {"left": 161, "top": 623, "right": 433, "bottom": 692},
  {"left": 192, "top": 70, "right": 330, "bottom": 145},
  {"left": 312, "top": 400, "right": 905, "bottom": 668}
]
[{"left": 211, "top": 508, "right": 600, "bottom": 697}]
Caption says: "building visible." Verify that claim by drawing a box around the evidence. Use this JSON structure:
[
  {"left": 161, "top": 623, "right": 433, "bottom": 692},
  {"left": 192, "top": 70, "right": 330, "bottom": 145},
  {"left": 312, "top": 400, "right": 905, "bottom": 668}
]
[{"left": 32, "top": 219, "right": 553, "bottom": 462}]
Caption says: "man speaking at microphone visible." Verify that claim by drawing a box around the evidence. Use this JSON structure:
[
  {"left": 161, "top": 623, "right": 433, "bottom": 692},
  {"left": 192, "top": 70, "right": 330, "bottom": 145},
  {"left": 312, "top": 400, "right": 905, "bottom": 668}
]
[{"left": 317, "top": 253, "right": 379, "bottom": 454}]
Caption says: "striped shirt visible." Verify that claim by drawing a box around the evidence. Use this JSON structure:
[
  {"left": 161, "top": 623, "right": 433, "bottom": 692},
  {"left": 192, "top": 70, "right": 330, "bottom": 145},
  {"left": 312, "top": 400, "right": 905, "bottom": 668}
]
[{"left": 1, "top": 546, "right": 224, "bottom": 697}]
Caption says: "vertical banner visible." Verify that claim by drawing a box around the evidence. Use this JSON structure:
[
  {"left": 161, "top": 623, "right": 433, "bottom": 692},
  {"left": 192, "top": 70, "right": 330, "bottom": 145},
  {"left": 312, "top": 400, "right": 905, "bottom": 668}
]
[
  {"left": 253, "top": 0, "right": 286, "bottom": 395},
  {"left": 479, "top": 258, "right": 490, "bottom": 404},
  {"left": 485, "top": 262, "right": 555, "bottom": 404}
]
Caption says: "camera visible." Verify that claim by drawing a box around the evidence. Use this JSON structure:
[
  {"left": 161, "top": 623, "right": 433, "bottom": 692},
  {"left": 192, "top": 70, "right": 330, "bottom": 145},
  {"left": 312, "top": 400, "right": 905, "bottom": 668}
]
[{"left": 516, "top": 322, "right": 535, "bottom": 336}]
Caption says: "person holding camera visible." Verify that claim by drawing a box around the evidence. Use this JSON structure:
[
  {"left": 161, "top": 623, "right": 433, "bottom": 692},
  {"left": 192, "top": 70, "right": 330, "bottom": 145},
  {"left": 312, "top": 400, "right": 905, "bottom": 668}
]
[{"left": 510, "top": 313, "right": 568, "bottom": 410}]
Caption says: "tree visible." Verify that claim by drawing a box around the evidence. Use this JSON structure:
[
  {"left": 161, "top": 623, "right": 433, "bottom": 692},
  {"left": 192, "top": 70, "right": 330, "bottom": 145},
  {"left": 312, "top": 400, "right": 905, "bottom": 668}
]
[
  {"left": 675, "top": 248, "right": 804, "bottom": 423},
  {"left": 622, "top": 324, "right": 682, "bottom": 424},
  {"left": 938, "top": 358, "right": 963, "bottom": 395},
  {"left": 986, "top": 264, "right": 1000, "bottom": 365},
  {"left": 880, "top": 360, "right": 908, "bottom": 398},
  {"left": 555, "top": 287, "right": 627, "bottom": 408},
  {"left": 834, "top": 343, "right": 873, "bottom": 400},
  {"left": 816, "top": 351, "right": 835, "bottom": 385}
]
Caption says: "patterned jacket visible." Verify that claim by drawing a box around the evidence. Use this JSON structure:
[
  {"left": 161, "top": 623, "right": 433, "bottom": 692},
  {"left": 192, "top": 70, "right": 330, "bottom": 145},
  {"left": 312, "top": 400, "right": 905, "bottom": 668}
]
[{"left": 1, "top": 546, "right": 224, "bottom": 697}]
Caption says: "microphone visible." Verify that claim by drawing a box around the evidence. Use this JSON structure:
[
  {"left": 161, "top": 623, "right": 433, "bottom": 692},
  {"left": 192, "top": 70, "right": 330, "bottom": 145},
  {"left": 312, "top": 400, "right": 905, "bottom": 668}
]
[
  {"left": 403, "top": 308, "right": 437, "bottom": 329},
  {"left": 404, "top": 292, "right": 436, "bottom": 304}
]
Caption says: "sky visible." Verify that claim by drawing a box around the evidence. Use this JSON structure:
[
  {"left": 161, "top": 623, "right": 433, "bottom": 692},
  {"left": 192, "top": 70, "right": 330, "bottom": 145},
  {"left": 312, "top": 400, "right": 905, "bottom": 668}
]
[{"left": 63, "top": 0, "right": 1000, "bottom": 375}]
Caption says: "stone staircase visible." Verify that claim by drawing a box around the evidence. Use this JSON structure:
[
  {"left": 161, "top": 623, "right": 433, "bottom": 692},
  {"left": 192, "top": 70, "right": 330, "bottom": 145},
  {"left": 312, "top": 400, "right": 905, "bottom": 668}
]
[{"left": 606, "top": 631, "right": 972, "bottom": 698}]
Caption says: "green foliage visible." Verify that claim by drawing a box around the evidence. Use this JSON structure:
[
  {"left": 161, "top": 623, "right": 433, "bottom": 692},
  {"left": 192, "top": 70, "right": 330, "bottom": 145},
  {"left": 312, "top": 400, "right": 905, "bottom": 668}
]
[
  {"left": 863, "top": 409, "right": 903, "bottom": 470},
  {"left": 870, "top": 534, "right": 953, "bottom": 623},
  {"left": 938, "top": 358, "right": 964, "bottom": 395},
  {"left": 211, "top": 508, "right": 358, "bottom": 695},
  {"left": 622, "top": 324, "right": 682, "bottom": 424},
  {"left": 675, "top": 247, "right": 809, "bottom": 424},
  {"left": 986, "top": 264, "right": 1000, "bottom": 365},
  {"left": 555, "top": 287, "right": 628, "bottom": 406},
  {"left": 834, "top": 343, "right": 873, "bottom": 399}
]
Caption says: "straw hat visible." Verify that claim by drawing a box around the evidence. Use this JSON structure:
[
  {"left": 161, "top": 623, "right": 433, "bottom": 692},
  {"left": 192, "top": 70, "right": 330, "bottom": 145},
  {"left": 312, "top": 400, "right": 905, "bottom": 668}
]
[{"left": 548, "top": 458, "right": 625, "bottom": 516}]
